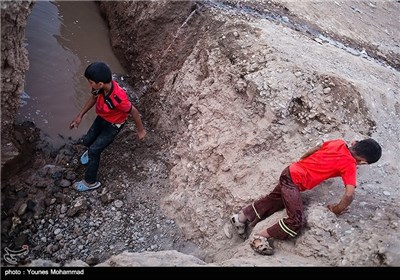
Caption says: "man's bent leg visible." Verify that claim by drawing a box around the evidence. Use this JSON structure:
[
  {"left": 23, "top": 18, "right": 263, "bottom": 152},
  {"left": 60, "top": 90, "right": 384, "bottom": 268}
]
[
  {"left": 85, "top": 122, "right": 121, "bottom": 184},
  {"left": 242, "top": 167, "right": 290, "bottom": 226},
  {"left": 266, "top": 182, "right": 304, "bottom": 240},
  {"left": 82, "top": 116, "right": 103, "bottom": 148}
]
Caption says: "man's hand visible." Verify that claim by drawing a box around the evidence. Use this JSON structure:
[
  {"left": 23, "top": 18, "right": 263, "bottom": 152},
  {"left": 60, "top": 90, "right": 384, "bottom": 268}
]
[
  {"left": 327, "top": 203, "right": 350, "bottom": 216},
  {"left": 69, "top": 120, "right": 78, "bottom": 129},
  {"left": 136, "top": 129, "right": 146, "bottom": 141},
  {"left": 327, "top": 185, "right": 355, "bottom": 215},
  {"left": 327, "top": 204, "right": 343, "bottom": 215},
  {"left": 69, "top": 115, "right": 82, "bottom": 129}
]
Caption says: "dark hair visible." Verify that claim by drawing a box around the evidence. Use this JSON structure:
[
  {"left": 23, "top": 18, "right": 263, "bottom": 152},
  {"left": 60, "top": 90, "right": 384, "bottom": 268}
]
[
  {"left": 352, "top": 138, "right": 382, "bottom": 164},
  {"left": 84, "top": 62, "right": 112, "bottom": 83}
]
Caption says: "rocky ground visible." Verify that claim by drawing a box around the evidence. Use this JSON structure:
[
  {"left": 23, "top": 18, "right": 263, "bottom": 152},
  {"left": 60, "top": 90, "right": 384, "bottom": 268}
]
[
  {"left": 1, "top": 119, "right": 205, "bottom": 266},
  {"left": 2, "top": 0, "right": 400, "bottom": 267}
]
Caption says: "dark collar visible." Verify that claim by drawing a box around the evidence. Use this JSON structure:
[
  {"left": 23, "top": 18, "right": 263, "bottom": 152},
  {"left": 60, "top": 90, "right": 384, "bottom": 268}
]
[{"left": 101, "top": 81, "right": 114, "bottom": 97}]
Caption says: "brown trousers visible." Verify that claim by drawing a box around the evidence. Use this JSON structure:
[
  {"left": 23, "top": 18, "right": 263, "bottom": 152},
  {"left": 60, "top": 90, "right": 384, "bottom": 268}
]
[{"left": 242, "top": 166, "right": 306, "bottom": 240}]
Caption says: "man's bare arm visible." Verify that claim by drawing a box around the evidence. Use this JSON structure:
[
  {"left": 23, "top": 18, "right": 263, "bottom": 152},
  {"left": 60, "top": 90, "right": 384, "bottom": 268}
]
[
  {"left": 327, "top": 185, "right": 356, "bottom": 215},
  {"left": 69, "top": 95, "right": 97, "bottom": 129},
  {"left": 129, "top": 105, "right": 146, "bottom": 140}
]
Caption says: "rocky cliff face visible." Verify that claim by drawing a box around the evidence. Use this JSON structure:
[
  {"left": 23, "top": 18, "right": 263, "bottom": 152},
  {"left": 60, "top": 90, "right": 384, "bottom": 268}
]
[
  {"left": 2, "top": 0, "right": 399, "bottom": 267},
  {"left": 1, "top": 1, "right": 33, "bottom": 163}
]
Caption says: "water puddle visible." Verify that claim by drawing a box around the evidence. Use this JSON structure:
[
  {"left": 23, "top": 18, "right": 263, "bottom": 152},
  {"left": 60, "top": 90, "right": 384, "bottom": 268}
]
[{"left": 18, "top": 0, "right": 126, "bottom": 148}]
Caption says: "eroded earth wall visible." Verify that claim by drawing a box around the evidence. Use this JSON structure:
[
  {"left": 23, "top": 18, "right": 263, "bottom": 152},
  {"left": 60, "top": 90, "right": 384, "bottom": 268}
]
[
  {"left": 100, "top": 0, "right": 400, "bottom": 266},
  {"left": 1, "top": 1, "right": 34, "bottom": 169}
]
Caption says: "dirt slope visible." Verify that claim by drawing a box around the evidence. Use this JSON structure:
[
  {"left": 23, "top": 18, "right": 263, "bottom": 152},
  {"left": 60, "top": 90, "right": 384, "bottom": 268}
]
[{"left": 123, "top": 0, "right": 399, "bottom": 265}]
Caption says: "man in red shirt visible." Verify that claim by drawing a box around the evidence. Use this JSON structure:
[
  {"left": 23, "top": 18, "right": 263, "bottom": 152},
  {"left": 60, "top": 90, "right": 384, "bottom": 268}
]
[
  {"left": 230, "top": 138, "right": 382, "bottom": 255},
  {"left": 69, "top": 62, "right": 146, "bottom": 192}
]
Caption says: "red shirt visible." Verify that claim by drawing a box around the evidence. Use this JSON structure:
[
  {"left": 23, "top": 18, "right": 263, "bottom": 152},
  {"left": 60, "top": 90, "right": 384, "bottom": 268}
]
[
  {"left": 95, "top": 80, "right": 132, "bottom": 124},
  {"left": 289, "top": 139, "right": 357, "bottom": 191}
]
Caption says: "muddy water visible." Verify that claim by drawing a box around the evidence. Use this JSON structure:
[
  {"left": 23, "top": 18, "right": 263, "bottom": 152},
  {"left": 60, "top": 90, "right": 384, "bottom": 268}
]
[{"left": 18, "top": 0, "right": 126, "bottom": 148}]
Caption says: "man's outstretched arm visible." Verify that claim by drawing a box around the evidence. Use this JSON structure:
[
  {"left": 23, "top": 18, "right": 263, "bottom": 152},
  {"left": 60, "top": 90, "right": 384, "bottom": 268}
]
[{"left": 328, "top": 185, "right": 356, "bottom": 215}]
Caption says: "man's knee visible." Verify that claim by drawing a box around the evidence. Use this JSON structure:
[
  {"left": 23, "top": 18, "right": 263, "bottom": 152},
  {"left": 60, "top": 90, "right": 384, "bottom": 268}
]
[
  {"left": 88, "top": 146, "right": 102, "bottom": 157},
  {"left": 279, "top": 218, "right": 303, "bottom": 238}
]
